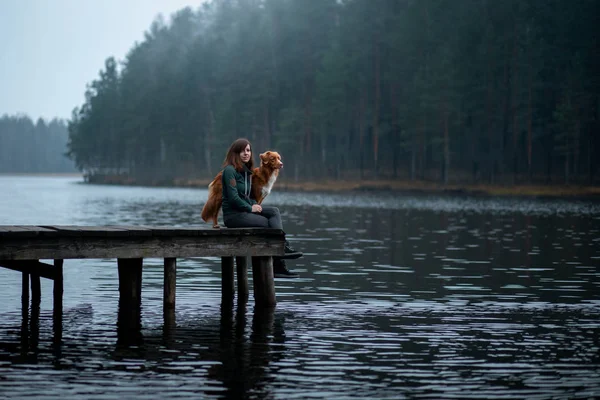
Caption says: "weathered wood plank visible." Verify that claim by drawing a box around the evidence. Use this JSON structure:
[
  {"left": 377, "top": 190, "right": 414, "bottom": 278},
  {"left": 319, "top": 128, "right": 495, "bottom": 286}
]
[
  {"left": 39, "top": 225, "right": 133, "bottom": 237},
  {"left": 0, "top": 226, "right": 283, "bottom": 238},
  {"left": 0, "top": 260, "right": 56, "bottom": 280},
  {"left": 0, "top": 234, "right": 284, "bottom": 260},
  {"left": 102, "top": 226, "right": 153, "bottom": 236},
  {"left": 0, "top": 226, "right": 58, "bottom": 238}
]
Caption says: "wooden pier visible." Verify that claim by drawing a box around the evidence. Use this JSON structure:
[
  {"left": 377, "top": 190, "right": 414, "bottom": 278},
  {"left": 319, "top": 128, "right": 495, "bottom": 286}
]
[{"left": 0, "top": 225, "right": 286, "bottom": 318}]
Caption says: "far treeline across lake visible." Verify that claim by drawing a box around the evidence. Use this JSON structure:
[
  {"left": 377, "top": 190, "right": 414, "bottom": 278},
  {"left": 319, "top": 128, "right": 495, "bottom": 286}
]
[
  {"left": 7, "top": 0, "right": 600, "bottom": 189},
  {"left": 0, "top": 115, "right": 76, "bottom": 174}
]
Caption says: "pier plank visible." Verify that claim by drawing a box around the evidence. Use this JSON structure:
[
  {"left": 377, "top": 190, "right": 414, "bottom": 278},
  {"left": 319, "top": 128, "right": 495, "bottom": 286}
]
[
  {"left": 0, "top": 226, "right": 59, "bottom": 238},
  {"left": 0, "top": 260, "right": 57, "bottom": 280},
  {"left": 0, "top": 226, "right": 285, "bottom": 260}
]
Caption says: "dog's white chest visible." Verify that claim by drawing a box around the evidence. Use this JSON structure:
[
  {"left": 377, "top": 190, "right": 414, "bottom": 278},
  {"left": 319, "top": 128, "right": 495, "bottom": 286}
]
[{"left": 261, "top": 174, "right": 278, "bottom": 198}]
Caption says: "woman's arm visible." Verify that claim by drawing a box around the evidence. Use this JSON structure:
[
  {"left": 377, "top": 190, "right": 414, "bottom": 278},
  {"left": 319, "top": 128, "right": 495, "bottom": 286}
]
[{"left": 222, "top": 167, "right": 253, "bottom": 212}]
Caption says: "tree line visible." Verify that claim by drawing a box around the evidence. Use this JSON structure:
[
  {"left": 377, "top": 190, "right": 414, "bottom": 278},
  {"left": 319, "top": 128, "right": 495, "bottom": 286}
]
[
  {"left": 0, "top": 115, "right": 76, "bottom": 173},
  {"left": 67, "top": 0, "right": 600, "bottom": 185}
]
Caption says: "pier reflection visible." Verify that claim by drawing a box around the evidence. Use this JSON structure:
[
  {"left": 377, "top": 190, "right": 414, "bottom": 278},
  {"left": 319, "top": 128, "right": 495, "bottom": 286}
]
[{"left": 109, "top": 300, "right": 287, "bottom": 397}]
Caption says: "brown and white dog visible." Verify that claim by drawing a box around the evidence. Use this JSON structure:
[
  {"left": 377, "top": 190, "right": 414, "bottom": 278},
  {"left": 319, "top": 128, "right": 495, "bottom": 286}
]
[{"left": 201, "top": 151, "right": 283, "bottom": 228}]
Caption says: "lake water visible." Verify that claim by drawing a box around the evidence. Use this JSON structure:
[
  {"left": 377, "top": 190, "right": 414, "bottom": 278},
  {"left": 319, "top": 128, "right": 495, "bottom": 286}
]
[{"left": 0, "top": 175, "right": 599, "bottom": 399}]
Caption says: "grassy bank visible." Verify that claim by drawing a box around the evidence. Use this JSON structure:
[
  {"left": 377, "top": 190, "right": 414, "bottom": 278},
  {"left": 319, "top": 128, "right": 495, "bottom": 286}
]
[{"left": 276, "top": 179, "right": 600, "bottom": 199}]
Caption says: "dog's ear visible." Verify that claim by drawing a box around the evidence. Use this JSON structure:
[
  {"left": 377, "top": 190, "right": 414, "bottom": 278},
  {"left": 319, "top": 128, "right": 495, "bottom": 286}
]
[{"left": 260, "top": 152, "right": 267, "bottom": 164}]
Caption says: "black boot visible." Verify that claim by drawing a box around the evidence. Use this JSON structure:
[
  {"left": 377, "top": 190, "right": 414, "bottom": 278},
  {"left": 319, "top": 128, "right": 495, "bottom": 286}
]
[
  {"left": 273, "top": 258, "right": 299, "bottom": 278},
  {"left": 282, "top": 240, "right": 303, "bottom": 259}
]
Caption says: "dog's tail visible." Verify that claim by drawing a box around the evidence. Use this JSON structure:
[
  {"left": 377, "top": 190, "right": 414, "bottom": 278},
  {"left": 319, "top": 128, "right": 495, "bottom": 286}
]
[{"left": 200, "top": 175, "right": 221, "bottom": 223}]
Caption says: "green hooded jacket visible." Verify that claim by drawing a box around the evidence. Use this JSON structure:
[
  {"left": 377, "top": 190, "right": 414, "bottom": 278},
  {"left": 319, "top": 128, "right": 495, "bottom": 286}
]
[{"left": 221, "top": 164, "right": 257, "bottom": 217}]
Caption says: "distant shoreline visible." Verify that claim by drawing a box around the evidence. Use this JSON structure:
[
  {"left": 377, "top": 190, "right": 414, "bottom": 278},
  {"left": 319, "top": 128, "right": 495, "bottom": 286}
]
[
  {"left": 3, "top": 173, "right": 598, "bottom": 199},
  {"left": 0, "top": 172, "right": 83, "bottom": 177}
]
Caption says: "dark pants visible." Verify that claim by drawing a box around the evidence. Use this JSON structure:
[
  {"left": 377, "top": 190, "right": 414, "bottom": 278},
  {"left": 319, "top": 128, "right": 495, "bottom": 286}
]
[{"left": 223, "top": 206, "right": 284, "bottom": 230}]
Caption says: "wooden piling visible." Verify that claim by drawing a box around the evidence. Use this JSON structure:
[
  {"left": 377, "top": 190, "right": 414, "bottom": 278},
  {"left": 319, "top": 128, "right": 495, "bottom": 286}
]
[
  {"left": 117, "top": 258, "right": 143, "bottom": 305},
  {"left": 251, "top": 256, "right": 276, "bottom": 307},
  {"left": 164, "top": 257, "right": 176, "bottom": 310},
  {"left": 21, "top": 272, "right": 29, "bottom": 308},
  {"left": 52, "top": 260, "right": 63, "bottom": 357},
  {"left": 31, "top": 271, "right": 41, "bottom": 304},
  {"left": 222, "top": 256, "right": 235, "bottom": 301},
  {"left": 236, "top": 256, "right": 249, "bottom": 301},
  {"left": 53, "top": 259, "right": 63, "bottom": 317}
]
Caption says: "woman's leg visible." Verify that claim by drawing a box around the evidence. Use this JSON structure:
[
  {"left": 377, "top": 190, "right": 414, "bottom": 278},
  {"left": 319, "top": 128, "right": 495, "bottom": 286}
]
[
  {"left": 223, "top": 212, "right": 269, "bottom": 228},
  {"left": 260, "top": 206, "right": 301, "bottom": 258},
  {"left": 225, "top": 208, "right": 300, "bottom": 278},
  {"left": 258, "top": 206, "right": 283, "bottom": 229}
]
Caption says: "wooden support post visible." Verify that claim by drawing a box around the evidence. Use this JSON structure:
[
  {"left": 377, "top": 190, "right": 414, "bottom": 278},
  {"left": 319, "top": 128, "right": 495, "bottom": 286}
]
[
  {"left": 236, "top": 256, "right": 249, "bottom": 302},
  {"left": 31, "top": 273, "right": 41, "bottom": 304},
  {"left": 117, "top": 258, "right": 143, "bottom": 305},
  {"left": 164, "top": 257, "right": 176, "bottom": 310},
  {"left": 53, "top": 259, "right": 64, "bottom": 317},
  {"left": 222, "top": 256, "right": 235, "bottom": 302},
  {"left": 251, "top": 256, "right": 276, "bottom": 307},
  {"left": 53, "top": 259, "right": 64, "bottom": 354},
  {"left": 163, "top": 307, "right": 176, "bottom": 334},
  {"left": 0, "top": 260, "right": 56, "bottom": 280},
  {"left": 21, "top": 271, "right": 29, "bottom": 309}
]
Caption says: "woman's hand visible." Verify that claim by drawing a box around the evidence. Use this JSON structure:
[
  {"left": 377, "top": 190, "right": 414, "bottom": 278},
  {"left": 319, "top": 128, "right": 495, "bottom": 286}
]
[{"left": 251, "top": 204, "right": 262, "bottom": 213}]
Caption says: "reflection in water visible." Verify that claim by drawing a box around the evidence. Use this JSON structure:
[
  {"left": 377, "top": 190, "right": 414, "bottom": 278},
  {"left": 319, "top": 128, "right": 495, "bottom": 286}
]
[
  {"left": 209, "top": 302, "right": 281, "bottom": 399},
  {"left": 115, "top": 300, "right": 143, "bottom": 349},
  {"left": 108, "top": 298, "right": 284, "bottom": 399},
  {"left": 0, "top": 176, "right": 599, "bottom": 398}
]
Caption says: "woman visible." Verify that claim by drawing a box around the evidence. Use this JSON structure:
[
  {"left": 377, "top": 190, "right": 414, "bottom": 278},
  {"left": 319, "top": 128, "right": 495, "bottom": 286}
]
[{"left": 220, "top": 138, "right": 302, "bottom": 278}]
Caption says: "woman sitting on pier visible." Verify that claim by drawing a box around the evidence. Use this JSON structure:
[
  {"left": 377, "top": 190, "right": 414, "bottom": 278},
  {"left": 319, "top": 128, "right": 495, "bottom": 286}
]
[{"left": 220, "top": 138, "right": 302, "bottom": 278}]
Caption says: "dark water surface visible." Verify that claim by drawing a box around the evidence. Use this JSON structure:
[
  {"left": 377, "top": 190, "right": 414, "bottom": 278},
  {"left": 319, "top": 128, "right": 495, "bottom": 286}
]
[{"left": 0, "top": 176, "right": 599, "bottom": 399}]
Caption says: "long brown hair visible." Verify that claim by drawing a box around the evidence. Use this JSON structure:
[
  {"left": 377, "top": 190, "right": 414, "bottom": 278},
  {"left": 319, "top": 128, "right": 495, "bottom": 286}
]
[{"left": 222, "top": 138, "right": 254, "bottom": 172}]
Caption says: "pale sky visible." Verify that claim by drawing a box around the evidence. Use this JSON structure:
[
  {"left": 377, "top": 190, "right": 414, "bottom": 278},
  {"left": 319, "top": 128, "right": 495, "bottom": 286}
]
[{"left": 0, "top": 0, "right": 203, "bottom": 121}]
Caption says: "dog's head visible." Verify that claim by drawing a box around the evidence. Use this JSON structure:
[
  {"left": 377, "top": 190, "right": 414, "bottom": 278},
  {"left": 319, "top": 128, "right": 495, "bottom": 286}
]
[{"left": 260, "top": 151, "right": 283, "bottom": 169}]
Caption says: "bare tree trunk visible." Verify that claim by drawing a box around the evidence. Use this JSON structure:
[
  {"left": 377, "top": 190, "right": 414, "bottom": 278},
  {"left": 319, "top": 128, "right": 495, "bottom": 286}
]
[
  {"left": 303, "top": 81, "right": 313, "bottom": 178},
  {"left": 358, "top": 93, "right": 366, "bottom": 179},
  {"left": 512, "top": 45, "right": 519, "bottom": 183},
  {"left": 411, "top": 139, "right": 416, "bottom": 181},
  {"left": 419, "top": 117, "right": 426, "bottom": 180},
  {"left": 500, "top": 58, "right": 512, "bottom": 182},
  {"left": 263, "top": 101, "right": 271, "bottom": 150},
  {"left": 574, "top": 117, "right": 580, "bottom": 178},
  {"left": 443, "top": 103, "right": 450, "bottom": 185},
  {"left": 391, "top": 83, "right": 400, "bottom": 178},
  {"left": 527, "top": 57, "right": 533, "bottom": 182},
  {"left": 203, "top": 88, "right": 214, "bottom": 177},
  {"left": 588, "top": 122, "right": 593, "bottom": 185},
  {"left": 589, "top": 95, "right": 598, "bottom": 184},
  {"left": 486, "top": 37, "right": 495, "bottom": 184},
  {"left": 372, "top": 33, "right": 381, "bottom": 178}
]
